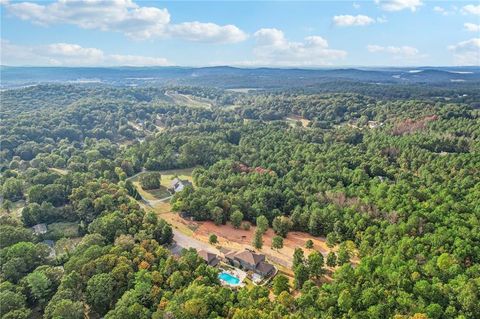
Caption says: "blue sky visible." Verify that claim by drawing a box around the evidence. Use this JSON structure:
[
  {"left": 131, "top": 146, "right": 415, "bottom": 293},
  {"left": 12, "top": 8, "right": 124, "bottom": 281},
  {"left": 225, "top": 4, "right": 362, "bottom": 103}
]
[{"left": 1, "top": 0, "right": 479, "bottom": 67}]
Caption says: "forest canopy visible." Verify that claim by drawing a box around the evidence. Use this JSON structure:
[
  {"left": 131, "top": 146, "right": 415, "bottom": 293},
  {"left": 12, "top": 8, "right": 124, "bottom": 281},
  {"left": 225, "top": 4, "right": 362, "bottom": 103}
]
[{"left": 0, "top": 82, "right": 479, "bottom": 319}]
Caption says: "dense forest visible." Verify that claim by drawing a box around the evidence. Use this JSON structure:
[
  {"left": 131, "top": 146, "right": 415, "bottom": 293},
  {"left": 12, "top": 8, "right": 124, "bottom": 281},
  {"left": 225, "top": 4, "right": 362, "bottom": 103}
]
[{"left": 1, "top": 82, "right": 479, "bottom": 319}]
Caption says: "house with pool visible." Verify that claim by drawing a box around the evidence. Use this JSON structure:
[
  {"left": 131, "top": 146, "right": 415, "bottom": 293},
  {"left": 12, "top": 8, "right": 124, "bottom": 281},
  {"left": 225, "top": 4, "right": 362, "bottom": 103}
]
[
  {"left": 225, "top": 250, "right": 275, "bottom": 277},
  {"left": 197, "top": 248, "right": 276, "bottom": 287}
]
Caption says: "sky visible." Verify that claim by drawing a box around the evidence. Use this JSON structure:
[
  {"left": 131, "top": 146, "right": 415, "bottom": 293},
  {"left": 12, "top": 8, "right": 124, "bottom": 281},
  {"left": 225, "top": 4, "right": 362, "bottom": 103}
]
[{"left": 1, "top": 0, "right": 479, "bottom": 67}]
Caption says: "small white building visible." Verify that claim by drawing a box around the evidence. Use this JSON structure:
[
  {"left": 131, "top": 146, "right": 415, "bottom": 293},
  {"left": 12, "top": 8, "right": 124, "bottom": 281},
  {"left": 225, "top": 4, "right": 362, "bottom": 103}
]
[
  {"left": 32, "top": 223, "right": 47, "bottom": 235},
  {"left": 170, "top": 178, "right": 191, "bottom": 193}
]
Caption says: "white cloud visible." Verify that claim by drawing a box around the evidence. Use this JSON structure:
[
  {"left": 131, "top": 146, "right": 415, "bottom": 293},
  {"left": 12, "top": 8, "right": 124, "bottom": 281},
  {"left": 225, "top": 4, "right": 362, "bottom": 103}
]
[
  {"left": 367, "top": 44, "right": 425, "bottom": 60},
  {"left": 333, "top": 15, "right": 375, "bottom": 26},
  {"left": 464, "top": 23, "right": 480, "bottom": 32},
  {"left": 0, "top": 39, "right": 171, "bottom": 66},
  {"left": 461, "top": 4, "right": 480, "bottom": 15},
  {"left": 433, "top": 5, "right": 459, "bottom": 16},
  {"left": 243, "top": 28, "right": 346, "bottom": 66},
  {"left": 433, "top": 6, "right": 448, "bottom": 15},
  {"left": 2, "top": 0, "right": 247, "bottom": 43},
  {"left": 448, "top": 38, "right": 480, "bottom": 65},
  {"left": 168, "top": 22, "right": 247, "bottom": 43},
  {"left": 375, "top": 0, "right": 422, "bottom": 12}
]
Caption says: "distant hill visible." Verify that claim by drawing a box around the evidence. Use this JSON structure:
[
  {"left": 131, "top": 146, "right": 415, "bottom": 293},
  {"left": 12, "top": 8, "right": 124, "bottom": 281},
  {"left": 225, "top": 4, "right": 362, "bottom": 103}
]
[{"left": 1, "top": 65, "right": 479, "bottom": 89}]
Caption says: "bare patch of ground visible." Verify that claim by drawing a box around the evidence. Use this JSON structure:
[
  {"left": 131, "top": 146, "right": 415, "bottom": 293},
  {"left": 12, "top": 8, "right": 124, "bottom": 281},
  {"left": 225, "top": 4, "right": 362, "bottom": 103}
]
[
  {"left": 49, "top": 168, "right": 69, "bottom": 175},
  {"left": 285, "top": 115, "right": 311, "bottom": 128},
  {"left": 195, "top": 221, "right": 333, "bottom": 271}
]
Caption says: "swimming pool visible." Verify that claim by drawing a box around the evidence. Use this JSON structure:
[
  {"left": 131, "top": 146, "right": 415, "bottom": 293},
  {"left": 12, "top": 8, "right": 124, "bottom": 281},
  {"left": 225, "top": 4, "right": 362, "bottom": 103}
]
[{"left": 219, "top": 271, "right": 241, "bottom": 285}]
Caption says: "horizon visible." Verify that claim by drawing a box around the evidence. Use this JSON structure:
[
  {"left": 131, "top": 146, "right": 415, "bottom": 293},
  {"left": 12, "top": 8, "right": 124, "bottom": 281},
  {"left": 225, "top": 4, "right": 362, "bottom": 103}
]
[{"left": 2, "top": 65, "right": 480, "bottom": 70}]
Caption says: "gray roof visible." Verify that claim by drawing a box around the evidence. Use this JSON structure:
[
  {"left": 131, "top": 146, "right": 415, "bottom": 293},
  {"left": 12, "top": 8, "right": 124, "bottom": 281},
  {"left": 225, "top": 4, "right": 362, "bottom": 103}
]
[
  {"left": 233, "top": 250, "right": 265, "bottom": 266},
  {"left": 256, "top": 261, "right": 274, "bottom": 274},
  {"left": 32, "top": 223, "right": 48, "bottom": 235},
  {"left": 171, "top": 178, "right": 181, "bottom": 188},
  {"left": 198, "top": 250, "right": 217, "bottom": 263}
]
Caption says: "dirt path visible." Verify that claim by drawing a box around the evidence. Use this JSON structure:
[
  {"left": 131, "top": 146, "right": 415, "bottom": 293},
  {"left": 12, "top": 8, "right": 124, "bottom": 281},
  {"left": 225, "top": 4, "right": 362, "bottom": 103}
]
[{"left": 143, "top": 195, "right": 173, "bottom": 206}]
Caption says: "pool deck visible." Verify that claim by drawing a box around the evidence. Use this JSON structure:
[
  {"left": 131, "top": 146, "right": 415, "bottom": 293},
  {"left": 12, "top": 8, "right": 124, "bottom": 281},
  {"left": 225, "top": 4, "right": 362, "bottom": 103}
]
[{"left": 218, "top": 267, "right": 247, "bottom": 287}]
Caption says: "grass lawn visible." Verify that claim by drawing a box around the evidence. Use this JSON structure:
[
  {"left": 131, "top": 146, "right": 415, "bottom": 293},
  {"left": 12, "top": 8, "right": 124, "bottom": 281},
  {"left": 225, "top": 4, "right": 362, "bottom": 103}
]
[
  {"left": 55, "top": 237, "right": 82, "bottom": 255},
  {"left": 49, "top": 167, "right": 69, "bottom": 175},
  {"left": 167, "top": 92, "right": 213, "bottom": 109},
  {"left": 133, "top": 184, "right": 171, "bottom": 201},
  {"left": 47, "top": 222, "right": 79, "bottom": 238},
  {"left": 130, "top": 168, "right": 195, "bottom": 201},
  {"left": 130, "top": 167, "right": 197, "bottom": 236},
  {"left": 0, "top": 199, "right": 25, "bottom": 221},
  {"left": 158, "top": 168, "right": 195, "bottom": 187},
  {"left": 284, "top": 115, "right": 311, "bottom": 128}
]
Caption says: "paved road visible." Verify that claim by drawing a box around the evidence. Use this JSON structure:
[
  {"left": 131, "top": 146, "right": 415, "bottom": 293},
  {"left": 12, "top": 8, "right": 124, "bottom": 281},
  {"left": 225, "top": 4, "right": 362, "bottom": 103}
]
[{"left": 170, "top": 229, "right": 220, "bottom": 256}]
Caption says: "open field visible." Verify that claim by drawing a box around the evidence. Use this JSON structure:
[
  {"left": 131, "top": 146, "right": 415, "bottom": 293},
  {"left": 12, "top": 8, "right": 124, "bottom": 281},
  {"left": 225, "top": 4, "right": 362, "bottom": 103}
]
[
  {"left": 54, "top": 237, "right": 82, "bottom": 255},
  {"left": 165, "top": 92, "right": 213, "bottom": 109},
  {"left": 0, "top": 199, "right": 25, "bottom": 220},
  {"left": 129, "top": 168, "right": 195, "bottom": 201},
  {"left": 285, "top": 115, "right": 311, "bottom": 128},
  {"left": 47, "top": 222, "right": 79, "bottom": 238},
  {"left": 49, "top": 168, "right": 69, "bottom": 175},
  {"left": 158, "top": 168, "right": 195, "bottom": 188}
]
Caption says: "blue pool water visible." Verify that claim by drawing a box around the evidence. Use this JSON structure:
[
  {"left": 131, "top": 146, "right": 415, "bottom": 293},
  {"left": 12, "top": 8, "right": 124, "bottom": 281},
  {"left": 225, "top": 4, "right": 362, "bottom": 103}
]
[{"left": 219, "top": 272, "right": 241, "bottom": 285}]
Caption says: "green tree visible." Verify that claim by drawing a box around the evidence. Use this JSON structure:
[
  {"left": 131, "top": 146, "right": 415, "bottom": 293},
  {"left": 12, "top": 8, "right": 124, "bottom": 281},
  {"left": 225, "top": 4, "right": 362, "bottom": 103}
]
[
  {"left": 2, "top": 199, "right": 12, "bottom": 213},
  {"left": 0, "top": 225, "right": 33, "bottom": 249},
  {"left": 272, "top": 216, "right": 292, "bottom": 238},
  {"left": 337, "top": 245, "right": 351, "bottom": 265},
  {"left": 307, "top": 251, "right": 324, "bottom": 279},
  {"left": 256, "top": 215, "right": 269, "bottom": 233},
  {"left": 209, "top": 234, "right": 218, "bottom": 244},
  {"left": 272, "top": 274, "right": 289, "bottom": 296},
  {"left": 50, "top": 299, "right": 84, "bottom": 319},
  {"left": 436, "top": 253, "right": 456, "bottom": 273},
  {"left": 2, "top": 178, "right": 23, "bottom": 201},
  {"left": 26, "top": 271, "right": 52, "bottom": 308},
  {"left": 271, "top": 235, "right": 284, "bottom": 250},
  {"left": 305, "top": 239, "right": 314, "bottom": 249},
  {"left": 338, "top": 289, "right": 353, "bottom": 311},
  {"left": 140, "top": 172, "right": 161, "bottom": 190},
  {"left": 86, "top": 273, "right": 115, "bottom": 315},
  {"left": 252, "top": 229, "right": 263, "bottom": 249},
  {"left": 230, "top": 211, "right": 244, "bottom": 229},
  {"left": 326, "top": 251, "right": 337, "bottom": 267},
  {"left": 326, "top": 233, "right": 337, "bottom": 248},
  {"left": 293, "top": 264, "right": 308, "bottom": 289},
  {"left": 0, "top": 290, "right": 29, "bottom": 317},
  {"left": 211, "top": 206, "right": 224, "bottom": 225},
  {"left": 293, "top": 248, "right": 305, "bottom": 269}
]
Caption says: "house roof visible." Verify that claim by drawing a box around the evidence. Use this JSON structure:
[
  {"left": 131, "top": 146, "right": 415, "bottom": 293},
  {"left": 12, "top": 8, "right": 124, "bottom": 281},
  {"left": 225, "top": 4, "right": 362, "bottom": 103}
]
[
  {"left": 198, "top": 250, "right": 217, "bottom": 263},
  {"left": 174, "top": 183, "right": 185, "bottom": 192},
  {"left": 225, "top": 251, "right": 237, "bottom": 259},
  {"left": 234, "top": 250, "right": 265, "bottom": 266},
  {"left": 256, "top": 261, "right": 274, "bottom": 274},
  {"left": 32, "top": 223, "right": 48, "bottom": 234},
  {"left": 171, "top": 178, "right": 181, "bottom": 187}
]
